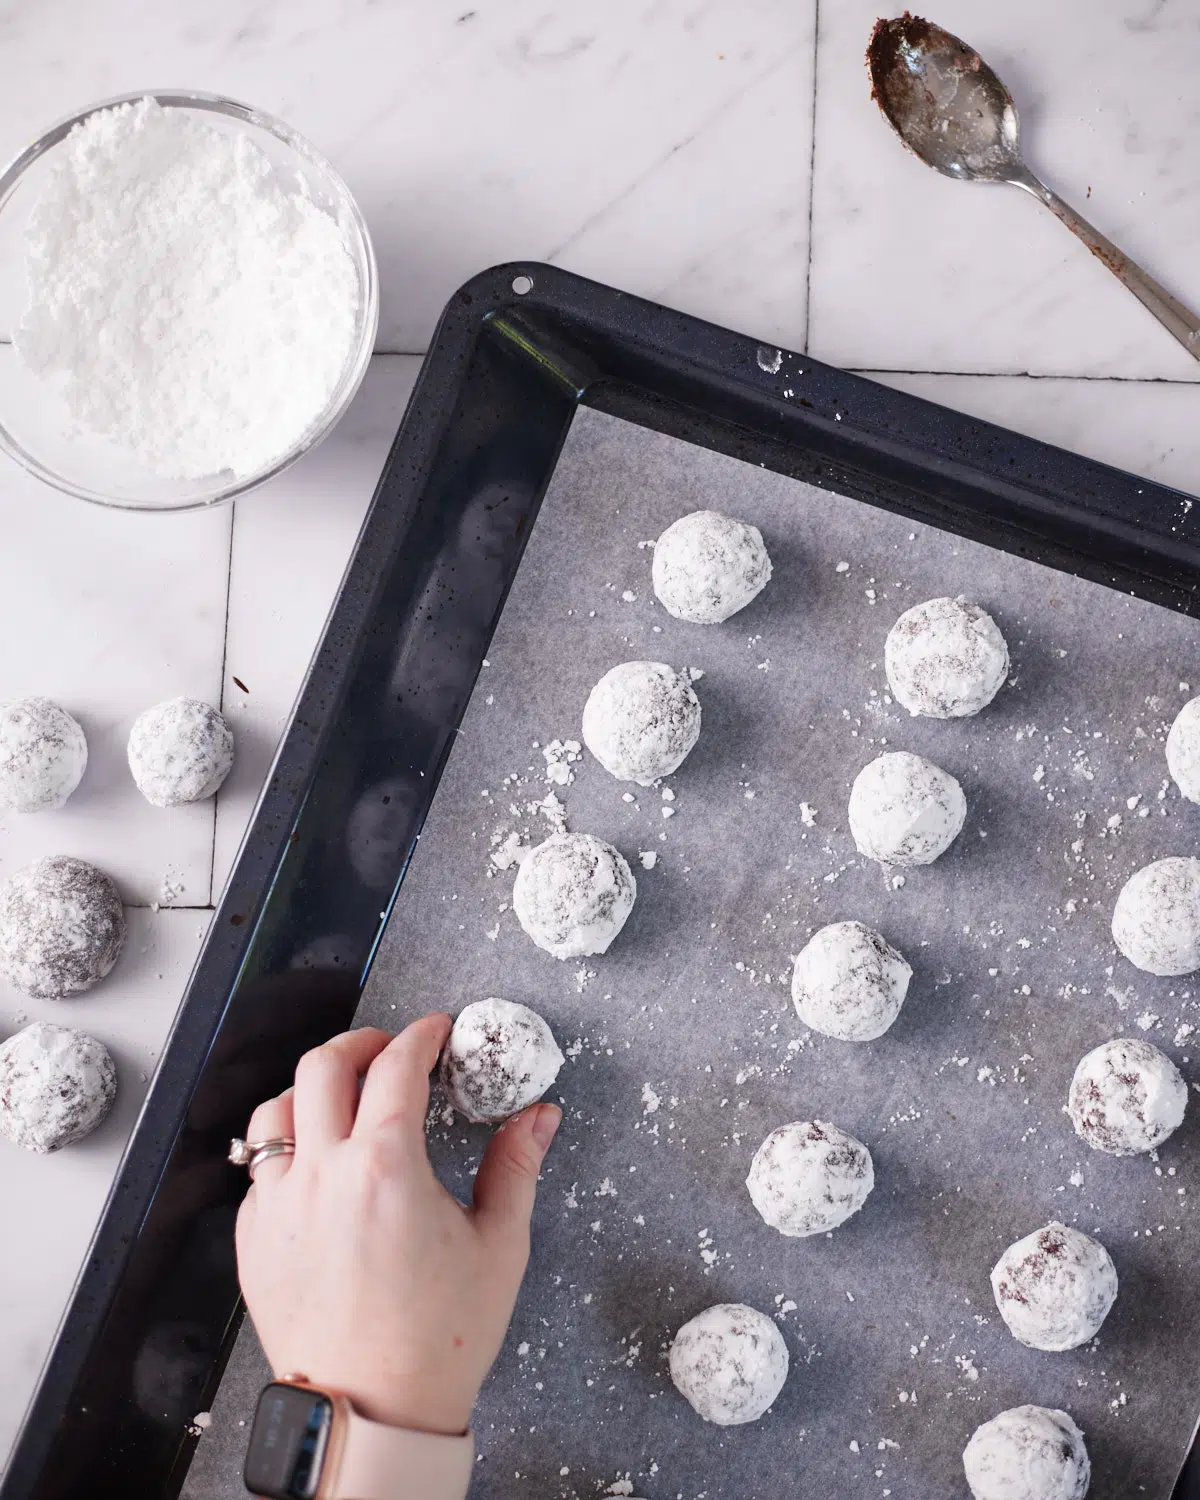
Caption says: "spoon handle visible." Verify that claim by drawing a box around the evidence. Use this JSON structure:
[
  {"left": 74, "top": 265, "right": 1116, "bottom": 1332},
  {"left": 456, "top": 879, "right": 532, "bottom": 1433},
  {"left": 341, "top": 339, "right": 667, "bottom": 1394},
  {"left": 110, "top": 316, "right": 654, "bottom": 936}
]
[{"left": 1012, "top": 171, "right": 1200, "bottom": 359}]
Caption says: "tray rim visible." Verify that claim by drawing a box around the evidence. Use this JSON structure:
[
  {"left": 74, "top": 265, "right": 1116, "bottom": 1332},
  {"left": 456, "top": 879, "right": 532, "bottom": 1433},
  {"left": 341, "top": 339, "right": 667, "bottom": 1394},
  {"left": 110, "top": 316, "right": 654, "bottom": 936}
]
[{"left": 4, "top": 260, "right": 1200, "bottom": 1500}]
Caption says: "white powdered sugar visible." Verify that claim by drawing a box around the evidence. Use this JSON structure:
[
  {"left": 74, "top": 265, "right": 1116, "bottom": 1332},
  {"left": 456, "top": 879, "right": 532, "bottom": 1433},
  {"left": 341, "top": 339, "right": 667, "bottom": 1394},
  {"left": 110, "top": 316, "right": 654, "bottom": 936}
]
[
  {"left": 439, "top": 998, "right": 564, "bottom": 1124},
  {"left": 1166, "top": 696, "right": 1200, "bottom": 802},
  {"left": 1068, "top": 1037, "right": 1187, "bottom": 1157},
  {"left": 791, "top": 920, "right": 911, "bottom": 1041},
  {"left": 746, "top": 1120, "right": 874, "bottom": 1238},
  {"left": 963, "top": 1405, "right": 1089, "bottom": 1500},
  {"left": 0, "top": 1021, "right": 116, "bottom": 1153},
  {"left": 668, "top": 1303, "right": 789, "bottom": 1426},
  {"left": 127, "top": 697, "right": 234, "bottom": 807},
  {"left": 990, "top": 1222, "right": 1118, "bottom": 1352},
  {"left": 512, "top": 832, "right": 636, "bottom": 960},
  {"left": 652, "top": 510, "right": 772, "bottom": 624},
  {"left": 0, "top": 697, "right": 87, "bottom": 813},
  {"left": 885, "top": 596, "right": 1009, "bottom": 719},
  {"left": 1111, "top": 856, "right": 1200, "bottom": 976},
  {"left": 0, "top": 855, "right": 125, "bottom": 999},
  {"left": 848, "top": 750, "right": 966, "bottom": 866},
  {"left": 15, "top": 97, "right": 359, "bottom": 479}
]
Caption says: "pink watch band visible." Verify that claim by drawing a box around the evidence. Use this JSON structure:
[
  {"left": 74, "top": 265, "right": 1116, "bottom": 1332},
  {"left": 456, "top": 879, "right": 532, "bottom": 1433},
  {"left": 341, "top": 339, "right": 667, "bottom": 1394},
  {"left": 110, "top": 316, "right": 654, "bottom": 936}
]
[{"left": 336, "top": 1407, "right": 475, "bottom": 1500}]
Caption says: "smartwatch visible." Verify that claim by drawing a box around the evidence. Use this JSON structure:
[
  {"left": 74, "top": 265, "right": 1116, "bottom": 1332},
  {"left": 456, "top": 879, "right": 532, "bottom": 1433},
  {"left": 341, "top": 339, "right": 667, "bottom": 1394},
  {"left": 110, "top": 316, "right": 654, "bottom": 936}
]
[{"left": 244, "top": 1376, "right": 475, "bottom": 1500}]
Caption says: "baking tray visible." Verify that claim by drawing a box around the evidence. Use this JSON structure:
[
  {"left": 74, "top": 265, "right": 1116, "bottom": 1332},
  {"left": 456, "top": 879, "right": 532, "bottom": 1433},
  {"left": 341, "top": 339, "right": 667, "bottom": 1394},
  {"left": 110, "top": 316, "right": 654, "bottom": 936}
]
[{"left": 4, "top": 262, "right": 1200, "bottom": 1500}]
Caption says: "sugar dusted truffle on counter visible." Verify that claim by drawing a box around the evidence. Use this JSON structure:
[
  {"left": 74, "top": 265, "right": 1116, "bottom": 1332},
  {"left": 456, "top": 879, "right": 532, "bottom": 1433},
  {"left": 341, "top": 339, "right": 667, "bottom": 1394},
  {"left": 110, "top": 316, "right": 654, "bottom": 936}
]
[
  {"left": 0, "top": 1021, "right": 116, "bottom": 1152},
  {"left": 0, "top": 698, "right": 87, "bottom": 813},
  {"left": 128, "top": 696, "right": 234, "bottom": 807},
  {"left": 1068, "top": 1037, "right": 1186, "bottom": 1156},
  {"left": 582, "top": 660, "right": 701, "bottom": 785},
  {"left": 652, "top": 510, "right": 771, "bottom": 624},
  {"left": 990, "top": 1222, "right": 1117, "bottom": 1352},
  {"left": 439, "top": 999, "right": 564, "bottom": 1124},
  {"left": 669, "top": 1303, "right": 788, "bottom": 1426},
  {"left": 885, "top": 596, "right": 1009, "bottom": 718},
  {"left": 791, "top": 920, "right": 911, "bottom": 1041},
  {"left": 746, "top": 1119, "right": 874, "bottom": 1237},
  {"left": 0, "top": 855, "right": 125, "bottom": 999},
  {"left": 1111, "top": 856, "right": 1200, "bottom": 976},
  {"left": 512, "top": 832, "right": 636, "bottom": 959},
  {"left": 848, "top": 750, "right": 965, "bottom": 866},
  {"left": 963, "top": 1405, "right": 1089, "bottom": 1500}
]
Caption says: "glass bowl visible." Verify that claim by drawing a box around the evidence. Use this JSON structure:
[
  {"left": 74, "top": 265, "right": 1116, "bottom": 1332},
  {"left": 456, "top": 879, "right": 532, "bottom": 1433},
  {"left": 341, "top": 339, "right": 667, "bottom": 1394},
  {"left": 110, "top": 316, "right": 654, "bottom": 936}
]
[{"left": 0, "top": 91, "right": 379, "bottom": 511}]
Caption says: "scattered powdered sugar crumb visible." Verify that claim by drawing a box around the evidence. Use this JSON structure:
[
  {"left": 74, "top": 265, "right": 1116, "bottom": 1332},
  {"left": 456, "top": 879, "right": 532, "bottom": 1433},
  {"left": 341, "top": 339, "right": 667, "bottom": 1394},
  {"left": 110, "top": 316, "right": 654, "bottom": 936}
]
[
  {"left": 641, "top": 1083, "right": 662, "bottom": 1114},
  {"left": 541, "top": 739, "right": 582, "bottom": 785},
  {"left": 638, "top": 850, "right": 658, "bottom": 869},
  {"left": 799, "top": 802, "right": 818, "bottom": 826},
  {"left": 490, "top": 831, "right": 528, "bottom": 871},
  {"left": 954, "top": 1354, "right": 980, "bottom": 1382}
]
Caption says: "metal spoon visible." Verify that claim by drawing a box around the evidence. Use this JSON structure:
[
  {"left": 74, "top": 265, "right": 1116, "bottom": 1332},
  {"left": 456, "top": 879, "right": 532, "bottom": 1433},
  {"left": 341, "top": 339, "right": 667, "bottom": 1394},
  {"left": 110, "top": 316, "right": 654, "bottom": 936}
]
[{"left": 866, "top": 14, "right": 1200, "bottom": 359}]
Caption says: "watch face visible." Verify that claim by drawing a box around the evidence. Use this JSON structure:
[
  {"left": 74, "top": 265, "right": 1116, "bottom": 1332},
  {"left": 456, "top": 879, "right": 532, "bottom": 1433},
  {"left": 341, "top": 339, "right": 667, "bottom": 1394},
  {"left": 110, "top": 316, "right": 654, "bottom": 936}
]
[{"left": 244, "top": 1383, "right": 334, "bottom": 1500}]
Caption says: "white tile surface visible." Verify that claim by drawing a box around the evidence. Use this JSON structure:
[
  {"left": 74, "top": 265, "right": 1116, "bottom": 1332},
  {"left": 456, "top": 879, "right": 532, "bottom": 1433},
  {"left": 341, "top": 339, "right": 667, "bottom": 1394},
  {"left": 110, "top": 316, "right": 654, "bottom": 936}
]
[
  {"left": 213, "top": 357, "right": 421, "bottom": 895},
  {"left": 0, "top": 0, "right": 813, "bottom": 352},
  {"left": 866, "top": 370, "right": 1200, "bottom": 498},
  {"left": 0, "top": 907, "right": 211, "bottom": 1464},
  {"left": 0, "top": 374, "right": 231, "bottom": 907},
  {"left": 809, "top": 0, "right": 1200, "bottom": 378}
]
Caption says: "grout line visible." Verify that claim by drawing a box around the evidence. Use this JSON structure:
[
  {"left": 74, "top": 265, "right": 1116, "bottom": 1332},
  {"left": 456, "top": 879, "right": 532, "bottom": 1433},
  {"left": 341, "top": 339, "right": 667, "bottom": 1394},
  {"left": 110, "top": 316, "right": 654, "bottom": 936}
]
[
  {"left": 209, "top": 502, "right": 237, "bottom": 907},
  {"left": 850, "top": 367, "right": 1200, "bottom": 385},
  {"left": 802, "top": 0, "right": 820, "bottom": 355}
]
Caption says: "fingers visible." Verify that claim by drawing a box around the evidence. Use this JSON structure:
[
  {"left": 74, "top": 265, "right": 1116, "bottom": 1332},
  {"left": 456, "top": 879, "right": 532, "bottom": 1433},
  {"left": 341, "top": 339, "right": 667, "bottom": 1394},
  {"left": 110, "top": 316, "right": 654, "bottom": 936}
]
[
  {"left": 354, "top": 1013, "right": 452, "bottom": 1143},
  {"left": 292, "top": 1028, "right": 395, "bottom": 1149},
  {"left": 471, "top": 1103, "right": 561, "bottom": 1258},
  {"left": 243, "top": 1087, "right": 296, "bottom": 1188}
]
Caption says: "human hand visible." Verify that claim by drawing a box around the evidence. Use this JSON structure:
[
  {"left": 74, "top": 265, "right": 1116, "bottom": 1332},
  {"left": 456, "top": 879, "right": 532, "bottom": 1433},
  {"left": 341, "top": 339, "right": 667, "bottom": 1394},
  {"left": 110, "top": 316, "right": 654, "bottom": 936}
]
[{"left": 234, "top": 1014, "right": 561, "bottom": 1436}]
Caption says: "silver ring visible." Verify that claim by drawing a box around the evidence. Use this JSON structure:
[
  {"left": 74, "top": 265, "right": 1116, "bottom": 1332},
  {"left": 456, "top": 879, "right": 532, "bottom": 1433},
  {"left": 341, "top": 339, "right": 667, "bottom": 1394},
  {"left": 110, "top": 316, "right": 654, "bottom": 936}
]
[{"left": 229, "top": 1136, "right": 296, "bottom": 1177}]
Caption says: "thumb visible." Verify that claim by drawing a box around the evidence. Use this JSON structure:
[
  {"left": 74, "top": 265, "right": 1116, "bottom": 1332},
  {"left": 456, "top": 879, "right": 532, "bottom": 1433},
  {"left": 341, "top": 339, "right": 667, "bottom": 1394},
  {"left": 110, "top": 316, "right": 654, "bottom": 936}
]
[{"left": 472, "top": 1103, "right": 561, "bottom": 1253}]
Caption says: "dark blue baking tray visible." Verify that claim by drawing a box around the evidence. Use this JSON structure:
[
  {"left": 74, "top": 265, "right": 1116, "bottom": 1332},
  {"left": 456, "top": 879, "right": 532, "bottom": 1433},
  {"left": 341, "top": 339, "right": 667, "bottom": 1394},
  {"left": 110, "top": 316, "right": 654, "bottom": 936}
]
[{"left": 3, "top": 262, "right": 1199, "bottom": 1500}]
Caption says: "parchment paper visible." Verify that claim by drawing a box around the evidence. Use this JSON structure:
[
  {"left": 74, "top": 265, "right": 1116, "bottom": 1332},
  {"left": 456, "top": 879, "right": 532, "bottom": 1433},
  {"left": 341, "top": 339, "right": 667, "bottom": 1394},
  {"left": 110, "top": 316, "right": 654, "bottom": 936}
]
[{"left": 186, "top": 406, "right": 1200, "bottom": 1500}]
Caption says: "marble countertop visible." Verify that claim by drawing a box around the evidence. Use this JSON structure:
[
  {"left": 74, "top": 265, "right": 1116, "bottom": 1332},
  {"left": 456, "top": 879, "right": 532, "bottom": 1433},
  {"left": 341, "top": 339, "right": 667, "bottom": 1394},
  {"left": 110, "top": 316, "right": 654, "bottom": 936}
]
[{"left": 2, "top": 0, "right": 1200, "bottom": 1475}]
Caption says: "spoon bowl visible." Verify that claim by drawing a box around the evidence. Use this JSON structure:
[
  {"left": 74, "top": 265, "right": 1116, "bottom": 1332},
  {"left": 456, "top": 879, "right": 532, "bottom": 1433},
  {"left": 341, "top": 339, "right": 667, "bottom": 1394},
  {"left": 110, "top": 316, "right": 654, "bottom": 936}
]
[
  {"left": 867, "top": 16, "right": 1021, "bottom": 182},
  {"left": 866, "top": 13, "right": 1200, "bottom": 358}
]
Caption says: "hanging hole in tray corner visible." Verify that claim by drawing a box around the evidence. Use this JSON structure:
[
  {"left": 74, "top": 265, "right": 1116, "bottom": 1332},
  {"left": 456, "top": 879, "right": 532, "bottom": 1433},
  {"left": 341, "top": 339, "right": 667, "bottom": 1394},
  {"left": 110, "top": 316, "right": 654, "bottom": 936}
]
[{"left": 512, "top": 274, "right": 534, "bottom": 296}]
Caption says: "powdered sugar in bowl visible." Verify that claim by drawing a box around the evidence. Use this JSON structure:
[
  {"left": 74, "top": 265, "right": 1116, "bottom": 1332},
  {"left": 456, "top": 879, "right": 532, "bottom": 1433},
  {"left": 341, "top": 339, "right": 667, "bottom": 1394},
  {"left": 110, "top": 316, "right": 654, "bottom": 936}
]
[{"left": 0, "top": 91, "right": 378, "bottom": 510}]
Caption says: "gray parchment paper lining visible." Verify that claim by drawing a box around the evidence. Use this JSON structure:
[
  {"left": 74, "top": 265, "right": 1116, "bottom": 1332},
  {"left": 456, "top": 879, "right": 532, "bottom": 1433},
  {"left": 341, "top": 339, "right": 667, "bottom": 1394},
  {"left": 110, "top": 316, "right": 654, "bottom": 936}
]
[{"left": 186, "top": 406, "right": 1200, "bottom": 1500}]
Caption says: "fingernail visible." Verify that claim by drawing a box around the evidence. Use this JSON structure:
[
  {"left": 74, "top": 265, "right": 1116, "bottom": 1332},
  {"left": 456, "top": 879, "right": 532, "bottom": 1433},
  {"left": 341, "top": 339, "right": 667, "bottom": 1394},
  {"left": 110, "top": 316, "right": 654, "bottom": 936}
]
[{"left": 532, "top": 1103, "right": 561, "bottom": 1149}]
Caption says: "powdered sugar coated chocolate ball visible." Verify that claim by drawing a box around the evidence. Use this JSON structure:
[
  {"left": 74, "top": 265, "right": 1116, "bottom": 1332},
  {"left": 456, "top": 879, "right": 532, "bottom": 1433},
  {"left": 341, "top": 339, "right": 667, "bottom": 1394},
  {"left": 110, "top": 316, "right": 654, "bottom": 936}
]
[
  {"left": 746, "top": 1119, "right": 874, "bottom": 1237},
  {"left": 0, "top": 1021, "right": 116, "bottom": 1152},
  {"left": 848, "top": 750, "right": 966, "bottom": 866},
  {"left": 440, "top": 998, "right": 564, "bottom": 1124},
  {"left": 1167, "top": 697, "right": 1200, "bottom": 802},
  {"left": 0, "top": 855, "right": 124, "bottom": 999},
  {"left": 512, "top": 833, "right": 636, "bottom": 960},
  {"left": 791, "top": 920, "right": 911, "bottom": 1041},
  {"left": 990, "top": 1222, "right": 1117, "bottom": 1352},
  {"left": 582, "top": 661, "right": 701, "bottom": 786},
  {"left": 652, "top": 510, "right": 772, "bottom": 624},
  {"left": 128, "top": 697, "right": 234, "bottom": 807},
  {"left": 0, "top": 698, "right": 87, "bottom": 813},
  {"left": 1111, "top": 856, "right": 1200, "bottom": 976},
  {"left": 885, "top": 596, "right": 1009, "bottom": 718},
  {"left": 963, "top": 1405, "right": 1089, "bottom": 1500},
  {"left": 1068, "top": 1037, "right": 1186, "bottom": 1156},
  {"left": 669, "top": 1303, "right": 788, "bottom": 1426}
]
